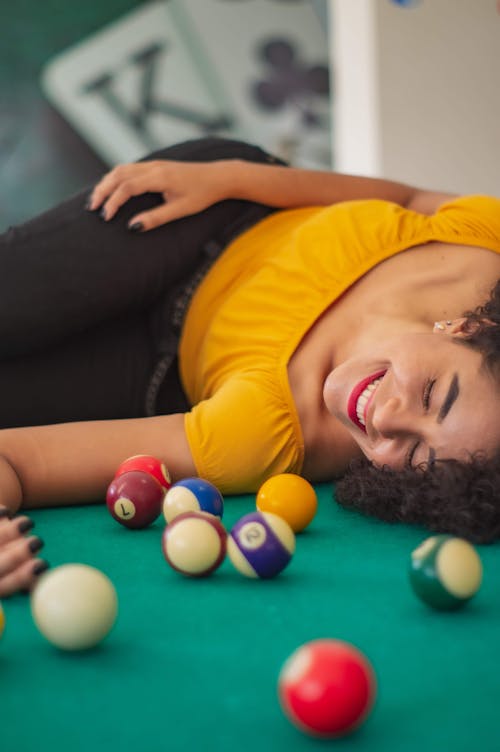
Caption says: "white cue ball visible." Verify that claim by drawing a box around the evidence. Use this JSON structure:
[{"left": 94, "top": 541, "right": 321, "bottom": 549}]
[{"left": 31, "top": 564, "right": 118, "bottom": 651}]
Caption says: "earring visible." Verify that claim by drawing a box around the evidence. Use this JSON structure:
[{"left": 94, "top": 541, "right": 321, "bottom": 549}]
[
  {"left": 433, "top": 322, "right": 445, "bottom": 331},
  {"left": 446, "top": 321, "right": 452, "bottom": 326}
]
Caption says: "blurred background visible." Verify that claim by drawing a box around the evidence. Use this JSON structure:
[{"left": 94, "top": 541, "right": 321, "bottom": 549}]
[
  {"left": 0, "top": 0, "right": 330, "bottom": 230},
  {"left": 1, "top": 0, "right": 499, "bottom": 232}
]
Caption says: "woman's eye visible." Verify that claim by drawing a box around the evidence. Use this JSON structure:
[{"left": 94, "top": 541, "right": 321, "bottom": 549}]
[
  {"left": 406, "top": 441, "right": 419, "bottom": 469},
  {"left": 423, "top": 379, "right": 436, "bottom": 410},
  {"left": 407, "top": 380, "right": 436, "bottom": 468}
]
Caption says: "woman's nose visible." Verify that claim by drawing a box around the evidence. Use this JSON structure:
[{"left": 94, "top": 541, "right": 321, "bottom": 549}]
[{"left": 371, "top": 396, "right": 410, "bottom": 439}]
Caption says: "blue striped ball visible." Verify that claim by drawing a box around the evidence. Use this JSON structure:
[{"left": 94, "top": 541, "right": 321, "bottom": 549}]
[{"left": 163, "top": 477, "right": 224, "bottom": 524}]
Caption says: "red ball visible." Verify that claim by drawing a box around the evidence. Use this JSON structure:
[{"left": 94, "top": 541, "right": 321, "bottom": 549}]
[
  {"left": 106, "top": 470, "right": 165, "bottom": 529},
  {"left": 115, "top": 454, "right": 172, "bottom": 490},
  {"left": 278, "top": 639, "right": 376, "bottom": 738}
]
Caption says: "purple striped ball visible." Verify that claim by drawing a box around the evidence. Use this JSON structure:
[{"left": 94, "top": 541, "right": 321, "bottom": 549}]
[{"left": 227, "top": 511, "right": 295, "bottom": 579}]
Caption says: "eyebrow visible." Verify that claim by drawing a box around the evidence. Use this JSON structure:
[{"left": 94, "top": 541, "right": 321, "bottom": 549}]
[{"left": 437, "top": 372, "right": 459, "bottom": 424}]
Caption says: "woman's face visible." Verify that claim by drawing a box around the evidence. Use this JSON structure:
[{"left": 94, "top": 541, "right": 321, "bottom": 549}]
[{"left": 323, "top": 330, "right": 500, "bottom": 469}]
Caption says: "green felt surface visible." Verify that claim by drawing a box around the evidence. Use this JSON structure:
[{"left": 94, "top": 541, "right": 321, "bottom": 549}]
[{"left": 1, "top": 485, "right": 500, "bottom": 752}]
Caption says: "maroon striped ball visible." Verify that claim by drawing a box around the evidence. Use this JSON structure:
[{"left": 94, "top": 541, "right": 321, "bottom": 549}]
[{"left": 162, "top": 511, "right": 227, "bottom": 577}]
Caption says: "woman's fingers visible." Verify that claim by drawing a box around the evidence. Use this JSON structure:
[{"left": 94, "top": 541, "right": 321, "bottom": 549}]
[
  {"left": 127, "top": 198, "right": 202, "bottom": 232},
  {"left": 0, "top": 535, "right": 44, "bottom": 577},
  {"left": 0, "top": 507, "right": 50, "bottom": 597},
  {"left": 86, "top": 160, "right": 223, "bottom": 229},
  {"left": 87, "top": 162, "right": 165, "bottom": 216},
  {"left": 92, "top": 178, "right": 152, "bottom": 221},
  {"left": 0, "top": 532, "right": 46, "bottom": 598},
  {"left": 87, "top": 164, "right": 139, "bottom": 212},
  {"left": 0, "top": 514, "right": 34, "bottom": 543},
  {"left": 0, "top": 557, "right": 49, "bottom": 598},
  {"left": 100, "top": 177, "right": 158, "bottom": 221}
]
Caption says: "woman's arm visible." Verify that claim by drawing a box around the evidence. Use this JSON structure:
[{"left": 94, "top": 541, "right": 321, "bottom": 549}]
[
  {"left": 88, "top": 157, "right": 457, "bottom": 232},
  {"left": 0, "top": 414, "right": 195, "bottom": 596},
  {"left": 0, "top": 413, "right": 195, "bottom": 513},
  {"left": 229, "top": 161, "right": 457, "bottom": 216}
]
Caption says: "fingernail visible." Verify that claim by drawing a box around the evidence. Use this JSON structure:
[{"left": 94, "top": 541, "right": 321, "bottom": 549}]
[
  {"left": 99, "top": 207, "right": 107, "bottom": 221},
  {"left": 0, "top": 508, "right": 11, "bottom": 519},
  {"left": 128, "top": 221, "right": 144, "bottom": 233},
  {"left": 18, "top": 518, "right": 34, "bottom": 534},
  {"left": 29, "top": 537, "right": 44, "bottom": 554},
  {"left": 33, "top": 560, "right": 50, "bottom": 576},
  {"left": 85, "top": 197, "right": 94, "bottom": 211}
]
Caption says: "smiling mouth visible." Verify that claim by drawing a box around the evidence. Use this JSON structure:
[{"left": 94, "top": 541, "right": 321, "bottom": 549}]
[{"left": 347, "top": 371, "right": 386, "bottom": 433}]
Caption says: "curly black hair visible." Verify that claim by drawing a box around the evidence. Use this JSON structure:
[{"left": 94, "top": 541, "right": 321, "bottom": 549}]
[{"left": 335, "top": 279, "right": 500, "bottom": 544}]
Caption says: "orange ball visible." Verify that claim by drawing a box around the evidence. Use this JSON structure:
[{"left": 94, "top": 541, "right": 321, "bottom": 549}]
[{"left": 256, "top": 474, "right": 317, "bottom": 533}]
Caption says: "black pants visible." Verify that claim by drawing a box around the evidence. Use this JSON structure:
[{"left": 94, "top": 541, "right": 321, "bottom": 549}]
[{"left": 0, "top": 138, "right": 281, "bottom": 427}]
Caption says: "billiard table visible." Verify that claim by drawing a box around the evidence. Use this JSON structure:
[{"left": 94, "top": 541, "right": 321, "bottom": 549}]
[{"left": 1, "top": 483, "right": 499, "bottom": 752}]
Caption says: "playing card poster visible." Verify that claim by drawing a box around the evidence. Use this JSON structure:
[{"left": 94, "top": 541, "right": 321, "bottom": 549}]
[{"left": 41, "top": 0, "right": 331, "bottom": 168}]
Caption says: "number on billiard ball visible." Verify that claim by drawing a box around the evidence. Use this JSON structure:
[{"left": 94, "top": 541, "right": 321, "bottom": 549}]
[
  {"left": 227, "top": 511, "right": 295, "bottom": 578},
  {"left": 106, "top": 470, "right": 165, "bottom": 529},
  {"left": 278, "top": 639, "right": 377, "bottom": 738}
]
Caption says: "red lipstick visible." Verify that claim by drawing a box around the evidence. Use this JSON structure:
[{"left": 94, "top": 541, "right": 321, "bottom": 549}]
[{"left": 347, "top": 371, "right": 386, "bottom": 433}]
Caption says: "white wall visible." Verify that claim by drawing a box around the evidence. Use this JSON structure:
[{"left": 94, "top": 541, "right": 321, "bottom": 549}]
[{"left": 330, "top": 0, "right": 500, "bottom": 195}]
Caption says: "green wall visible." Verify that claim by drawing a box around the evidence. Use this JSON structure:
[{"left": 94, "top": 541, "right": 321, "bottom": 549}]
[{"left": 0, "top": 0, "right": 143, "bottom": 230}]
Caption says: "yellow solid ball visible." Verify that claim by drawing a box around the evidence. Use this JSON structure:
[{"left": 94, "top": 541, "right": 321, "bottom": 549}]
[
  {"left": 31, "top": 564, "right": 118, "bottom": 651},
  {"left": 256, "top": 474, "right": 318, "bottom": 533}
]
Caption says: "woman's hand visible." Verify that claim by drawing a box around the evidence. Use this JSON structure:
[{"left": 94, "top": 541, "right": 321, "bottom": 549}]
[
  {"left": 0, "top": 507, "right": 48, "bottom": 597},
  {"left": 87, "top": 159, "right": 238, "bottom": 232}
]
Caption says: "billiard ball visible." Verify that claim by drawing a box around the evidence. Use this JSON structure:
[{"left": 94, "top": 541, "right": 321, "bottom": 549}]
[
  {"left": 0, "top": 601, "right": 5, "bottom": 639},
  {"left": 30, "top": 564, "right": 118, "bottom": 651},
  {"left": 163, "top": 477, "right": 224, "bottom": 524},
  {"left": 115, "top": 454, "right": 172, "bottom": 490},
  {"left": 106, "top": 470, "right": 165, "bottom": 529},
  {"left": 278, "top": 639, "right": 377, "bottom": 738},
  {"left": 409, "top": 535, "right": 483, "bottom": 610},
  {"left": 161, "top": 511, "right": 227, "bottom": 577},
  {"left": 256, "top": 474, "right": 317, "bottom": 533},
  {"left": 227, "top": 511, "right": 295, "bottom": 579}
]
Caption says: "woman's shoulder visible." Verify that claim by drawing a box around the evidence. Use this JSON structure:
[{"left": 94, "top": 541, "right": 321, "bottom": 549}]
[
  {"left": 430, "top": 195, "right": 500, "bottom": 252},
  {"left": 184, "top": 374, "right": 304, "bottom": 494}
]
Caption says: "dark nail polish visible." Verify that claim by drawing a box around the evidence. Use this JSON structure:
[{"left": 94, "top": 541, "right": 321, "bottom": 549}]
[
  {"left": 129, "top": 221, "right": 144, "bottom": 233},
  {"left": 0, "top": 508, "right": 11, "bottom": 519},
  {"left": 29, "top": 537, "right": 44, "bottom": 554},
  {"left": 99, "top": 207, "right": 107, "bottom": 221},
  {"left": 18, "top": 518, "right": 34, "bottom": 534},
  {"left": 33, "top": 560, "right": 50, "bottom": 576}
]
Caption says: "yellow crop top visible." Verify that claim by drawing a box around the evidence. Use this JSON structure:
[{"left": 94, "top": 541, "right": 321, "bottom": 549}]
[{"left": 179, "top": 196, "right": 500, "bottom": 493}]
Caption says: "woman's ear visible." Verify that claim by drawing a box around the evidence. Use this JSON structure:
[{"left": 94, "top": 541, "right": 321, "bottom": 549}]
[
  {"left": 448, "top": 318, "right": 470, "bottom": 338},
  {"left": 433, "top": 317, "right": 468, "bottom": 336},
  {"left": 433, "top": 316, "right": 495, "bottom": 338}
]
